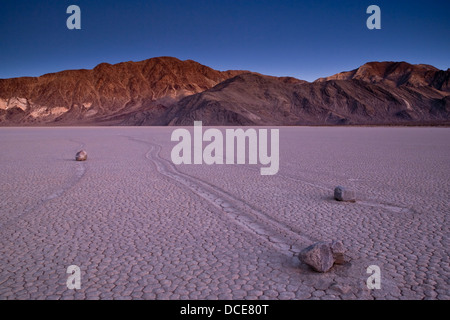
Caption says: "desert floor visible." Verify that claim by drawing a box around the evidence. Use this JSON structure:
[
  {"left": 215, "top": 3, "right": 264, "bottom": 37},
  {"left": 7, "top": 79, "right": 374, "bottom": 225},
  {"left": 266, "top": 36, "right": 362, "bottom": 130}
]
[{"left": 0, "top": 126, "right": 448, "bottom": 300}]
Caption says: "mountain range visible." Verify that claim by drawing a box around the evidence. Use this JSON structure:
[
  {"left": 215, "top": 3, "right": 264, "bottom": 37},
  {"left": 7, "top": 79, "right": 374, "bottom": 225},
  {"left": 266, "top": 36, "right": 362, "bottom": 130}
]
[{"left": 0, "top": 57, "right": 449, "bottom": 126}]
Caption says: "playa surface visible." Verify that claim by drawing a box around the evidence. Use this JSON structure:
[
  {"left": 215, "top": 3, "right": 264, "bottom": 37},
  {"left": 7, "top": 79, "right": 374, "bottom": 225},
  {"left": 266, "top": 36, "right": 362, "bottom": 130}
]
[{"left": 0, "top": 127, "right": 449, "bottom": 300}]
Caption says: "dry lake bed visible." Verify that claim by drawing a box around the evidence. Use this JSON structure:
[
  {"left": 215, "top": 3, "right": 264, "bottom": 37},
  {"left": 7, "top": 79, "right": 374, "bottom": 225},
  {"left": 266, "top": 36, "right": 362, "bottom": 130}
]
[{"left": 0, "top": 126, "right": 449, "bottom": 300}]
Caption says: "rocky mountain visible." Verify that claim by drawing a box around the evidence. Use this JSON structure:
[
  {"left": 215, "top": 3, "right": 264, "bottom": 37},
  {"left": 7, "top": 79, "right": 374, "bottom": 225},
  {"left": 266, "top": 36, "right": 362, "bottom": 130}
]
[
  {"left": 316, "top": 61, "right": 450, "bottom": 92},
  {"left": 0, "top": 57, "right": 246, "bottom": 125},
  {"left": 0, "top": 59, "right": 449, "bottom": 126}
]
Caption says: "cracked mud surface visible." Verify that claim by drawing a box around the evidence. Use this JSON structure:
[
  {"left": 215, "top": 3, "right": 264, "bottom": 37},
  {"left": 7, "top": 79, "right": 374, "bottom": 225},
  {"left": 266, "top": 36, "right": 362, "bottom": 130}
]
[{"left": 0, "top": 127, "right": 449, "bottom": 300}]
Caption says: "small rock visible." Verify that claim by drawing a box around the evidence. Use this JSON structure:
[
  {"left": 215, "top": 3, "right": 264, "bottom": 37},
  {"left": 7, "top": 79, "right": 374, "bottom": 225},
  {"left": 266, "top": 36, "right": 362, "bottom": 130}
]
[
  {"left": 298, "top": 242, "right": 335, "bottom": 273},
  {"left": 75, "top": 150, "right": 87, "bottom": 161},
  {"left": 330, "top": 240, "right": 346, "bottom": 265},
  {"left": 334, "top": 186, "right": 356, "bottom": 202}
]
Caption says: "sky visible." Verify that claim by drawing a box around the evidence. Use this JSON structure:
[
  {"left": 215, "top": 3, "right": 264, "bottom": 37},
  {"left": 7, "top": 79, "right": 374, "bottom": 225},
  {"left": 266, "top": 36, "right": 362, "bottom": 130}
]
[{"left": 0, "top": 0, "right": 449, "bottom": 82}]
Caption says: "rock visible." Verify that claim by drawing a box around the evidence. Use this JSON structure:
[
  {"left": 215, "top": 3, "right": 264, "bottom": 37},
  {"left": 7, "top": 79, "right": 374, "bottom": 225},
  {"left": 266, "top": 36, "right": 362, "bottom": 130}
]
[
  {"left": 334, "top": 186, "right": 356, "bottom": 202},
  {"left": 298, "top": 242, "right": 335, "bottom": 273},
  {"left": 299, "top": 240, "right": 348, "bottom": 272},
  {"left": 330, "top": 240, "right": 346, "bottom": 265},
  {"left": 75, "top": 150, "right": 87, "bottom": 161}
]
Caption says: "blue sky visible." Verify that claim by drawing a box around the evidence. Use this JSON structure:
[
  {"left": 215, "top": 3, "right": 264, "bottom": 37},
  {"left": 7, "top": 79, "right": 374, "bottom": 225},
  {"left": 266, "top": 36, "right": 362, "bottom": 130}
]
[{"left": 0, "top": 0, "right": 449, "bottom": 81}]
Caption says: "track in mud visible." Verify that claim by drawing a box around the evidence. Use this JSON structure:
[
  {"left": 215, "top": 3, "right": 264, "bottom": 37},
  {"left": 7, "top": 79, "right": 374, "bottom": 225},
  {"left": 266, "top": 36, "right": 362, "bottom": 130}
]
[
  {"left": 0, "top": 140, "right": 87, "bottom": 231},
  {"left": 126, "top": 136, "right": 318, "bottom": 259}
]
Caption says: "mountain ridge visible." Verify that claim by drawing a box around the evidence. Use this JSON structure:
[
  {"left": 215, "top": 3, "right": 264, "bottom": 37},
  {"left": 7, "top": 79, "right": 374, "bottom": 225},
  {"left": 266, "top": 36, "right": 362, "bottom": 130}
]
[
  {"left": 316, "top": 61, "right": 450, "bottom": 92},
  {"left": 0, "top": 56, "right": 247, "bottom": 125},
  {"left": 0, "top": 58, "right": 449, "bottom": 126}
]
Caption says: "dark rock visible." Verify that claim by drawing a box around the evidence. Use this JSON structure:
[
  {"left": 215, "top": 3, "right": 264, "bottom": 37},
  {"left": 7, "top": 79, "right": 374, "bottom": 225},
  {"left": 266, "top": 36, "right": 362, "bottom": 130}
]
[
  {"left": 334, "top": 186, "right": 356, "bottom": 202},
  {"left": 299, "top": 240, "right": 349, "bottom": 272},
  {"left": 299, "top": 242, "right": 335, "bottom": 273}
]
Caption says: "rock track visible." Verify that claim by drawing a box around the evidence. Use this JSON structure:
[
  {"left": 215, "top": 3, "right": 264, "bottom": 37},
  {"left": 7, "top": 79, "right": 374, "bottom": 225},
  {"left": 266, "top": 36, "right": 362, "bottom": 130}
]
[{"left": 128, "top": 137, "right": 317, "bottom": 256}]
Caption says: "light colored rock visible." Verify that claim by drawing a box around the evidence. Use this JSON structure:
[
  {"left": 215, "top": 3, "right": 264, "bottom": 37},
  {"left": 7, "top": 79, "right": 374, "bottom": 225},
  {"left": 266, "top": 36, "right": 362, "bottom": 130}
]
[
  {"left": 7, "top": 97, "right": 28, "bottom": 111},
  {"left": 0, "top": 98, "right": 7, "bottom": 110},
  {"left": 334, "top": 186, "right": 356, "bottom": 202},
  {"left": 75, "top": 150, "right": 87, "bottom": 161}
]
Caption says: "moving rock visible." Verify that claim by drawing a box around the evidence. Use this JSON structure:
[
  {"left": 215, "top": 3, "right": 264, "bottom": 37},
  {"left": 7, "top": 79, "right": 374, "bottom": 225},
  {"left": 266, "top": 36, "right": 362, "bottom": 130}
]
[
  {"left": 334, "top": 186, "right": 356, "bottom": 202},
  {"left": 299, "top": 240, "right": 348, "bottom": 273},
  {"left": 75, "top": 150, "right": 87, "bottom": 161},
  {"left": 299, "top": 242, "right": 334, "bottom": 273}
]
